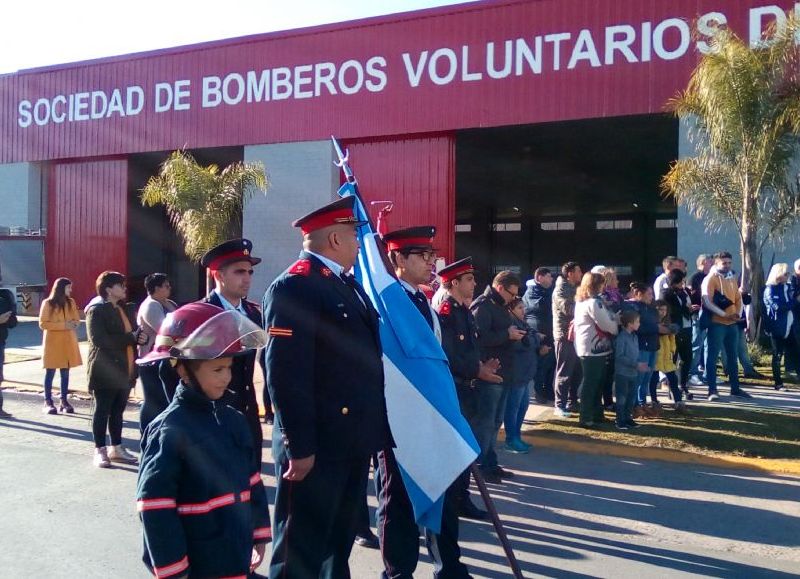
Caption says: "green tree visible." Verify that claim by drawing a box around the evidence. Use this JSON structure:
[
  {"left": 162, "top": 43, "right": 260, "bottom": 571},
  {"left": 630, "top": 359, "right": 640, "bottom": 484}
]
[
  {"left": 662, "top": 18, "right": 800, "bottom": 328},
  {"left": 140, "top": 150, "right": 268, "bottom": 263}
]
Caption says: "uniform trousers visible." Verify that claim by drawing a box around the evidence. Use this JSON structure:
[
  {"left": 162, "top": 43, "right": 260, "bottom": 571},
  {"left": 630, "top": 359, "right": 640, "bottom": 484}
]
[
  {"left": 269, "top": 456, "right": 369, "bottom": 579},
  {"left": 376, "top": 447, "right": 469, "bottom": 579}
]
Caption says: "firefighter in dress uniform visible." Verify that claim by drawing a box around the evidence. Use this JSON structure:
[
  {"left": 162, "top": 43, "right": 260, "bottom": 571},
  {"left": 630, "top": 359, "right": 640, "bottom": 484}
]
[
  {"left": 376, "top": 226, "right": 471, "bottom": 579},
  {"left": 436, "top": 257, "right": 502, "bottom": 520},
  {"left": 262, "top": 197, "right": 392, "bottom": 579},
  {"left": 199, "top": 238, "right": 265, "bottom": 466}
]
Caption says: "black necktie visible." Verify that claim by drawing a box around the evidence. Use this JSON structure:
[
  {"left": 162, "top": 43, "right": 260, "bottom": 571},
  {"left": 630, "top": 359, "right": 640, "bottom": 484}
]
[
  {"left": 341, "top": 274, "right": 366, "bottom": 310},
  {"left": 408, "top": 289, "right": 434, "bottom": 330}
]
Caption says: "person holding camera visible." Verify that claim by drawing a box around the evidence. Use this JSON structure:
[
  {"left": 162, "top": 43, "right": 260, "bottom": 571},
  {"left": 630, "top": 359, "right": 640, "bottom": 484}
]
[
  {"left": 702, "top": 252, "right": 749, "bottom": 400},
  {"left": 86, "top": 271, "right": 147, "bottom": 468}
]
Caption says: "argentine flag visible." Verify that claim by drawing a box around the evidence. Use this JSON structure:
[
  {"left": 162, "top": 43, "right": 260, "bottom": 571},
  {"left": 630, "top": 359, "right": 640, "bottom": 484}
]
[{"left": 338, "top": 181, "right": 480, "bottom": 532}]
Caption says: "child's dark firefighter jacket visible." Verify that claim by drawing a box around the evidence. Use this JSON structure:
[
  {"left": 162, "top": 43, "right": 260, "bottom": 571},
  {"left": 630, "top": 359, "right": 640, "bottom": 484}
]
[{"left": 136, "top": 382, "right": 271, "bottom": 579}]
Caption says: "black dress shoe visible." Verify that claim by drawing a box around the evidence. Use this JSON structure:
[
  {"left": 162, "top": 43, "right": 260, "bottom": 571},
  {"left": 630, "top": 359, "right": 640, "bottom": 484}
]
[
  {"left": 481, "top": 470, "right": 503, "bottom": 484},
  {"left": 354, "top": 530, "right": 379, "bottom": 549},
  {"left": 493, "top": 466, "right": 515, "bottom": 479},
  {"left": 730, "top": 389, "right": 752, "bottom": 399},
  {"left": 458, "top": 500, "right": 488, "bottom": 520}
]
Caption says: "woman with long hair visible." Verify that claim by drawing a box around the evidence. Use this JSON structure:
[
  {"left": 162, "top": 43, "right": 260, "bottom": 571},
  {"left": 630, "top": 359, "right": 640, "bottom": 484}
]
[
  {"left": 573, "top": 272, "right": 618, "bottom": 427},
  {"left": 763, "top": 263, "right": 797, "bottom": 391},
  {"left": 38, "top": 277, "right": 82, "bottom": 414}
]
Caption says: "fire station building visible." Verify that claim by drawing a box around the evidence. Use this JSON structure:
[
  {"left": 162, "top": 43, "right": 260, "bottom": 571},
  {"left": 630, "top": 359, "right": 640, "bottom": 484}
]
[{"left": 1, "top": 0, "right": 797, "bottom": 307}]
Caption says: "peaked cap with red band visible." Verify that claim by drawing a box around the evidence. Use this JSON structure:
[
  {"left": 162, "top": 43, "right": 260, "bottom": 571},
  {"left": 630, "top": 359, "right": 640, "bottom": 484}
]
[
  {"left": 292, "top": 197, "right": 367, "bottom": 235},
  {"left": 382, "top": 226, "right": 436, "bottom": 252},
  {"left": 437, "top": 257, "right": 475, "bottom": 283},
  {"left": 200, "top": 238, "right": 261, "bottom": 271}
]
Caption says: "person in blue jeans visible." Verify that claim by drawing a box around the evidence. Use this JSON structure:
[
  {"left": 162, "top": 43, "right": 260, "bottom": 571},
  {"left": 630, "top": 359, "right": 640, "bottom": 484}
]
[
  {"left": 614, "top": 309, "right": 647, "bottom": 429},
  {"left": 624, "top": 283, "right": 661, "bottom": 417},
  {"left": 703, "top": 252, "right": 750, "bottom": 399},
  {"left": 471, "top": 271, "right": 526, "bottom": 484},
  {"left": 503, "top": 298, "right": 546, "bottom": 453}
]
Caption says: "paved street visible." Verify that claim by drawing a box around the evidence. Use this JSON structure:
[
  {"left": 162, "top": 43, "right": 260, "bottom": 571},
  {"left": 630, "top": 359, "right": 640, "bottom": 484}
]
[{"left": 1, "top": 390, "right": 798, "bottom": 578}]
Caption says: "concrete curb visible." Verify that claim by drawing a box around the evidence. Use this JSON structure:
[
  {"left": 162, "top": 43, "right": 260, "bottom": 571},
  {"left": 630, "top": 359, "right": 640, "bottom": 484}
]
[{"left": 519, "top": 430, "right": 800, "bottom": 476}]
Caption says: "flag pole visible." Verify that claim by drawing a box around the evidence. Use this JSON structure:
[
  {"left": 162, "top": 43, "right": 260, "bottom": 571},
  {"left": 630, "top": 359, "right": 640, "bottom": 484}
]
[
  {"left": 470, "top": 465, "right": 524, "bottom": 579},
  {"left": 332, "top": 136, "right": 524, "bottom": 578}
]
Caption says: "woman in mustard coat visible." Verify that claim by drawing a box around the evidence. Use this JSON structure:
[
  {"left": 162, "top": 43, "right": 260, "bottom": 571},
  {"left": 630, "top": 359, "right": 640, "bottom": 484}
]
[{"left": 39, "top": 278, "right": 82, "bottom": 414}]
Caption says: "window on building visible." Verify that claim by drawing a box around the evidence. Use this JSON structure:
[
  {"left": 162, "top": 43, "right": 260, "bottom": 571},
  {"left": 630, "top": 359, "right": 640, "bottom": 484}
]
[
  {"left": 540, "top": 221, "right": 575, "bottom": 231},
  {"left": 655, "top": 219, "right": 677, "bottom": 228},
  {"left": 596, "top": 220, "right": 633, "bottom": 230},
  {"left": 491, "top": 222, "right": 522, "bottom": 232}
]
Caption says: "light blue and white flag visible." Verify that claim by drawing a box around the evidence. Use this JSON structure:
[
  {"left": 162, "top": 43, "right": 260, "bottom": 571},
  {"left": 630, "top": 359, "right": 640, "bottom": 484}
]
[{"left": 338, "top": 180, "right": 480, "bottom": 532}]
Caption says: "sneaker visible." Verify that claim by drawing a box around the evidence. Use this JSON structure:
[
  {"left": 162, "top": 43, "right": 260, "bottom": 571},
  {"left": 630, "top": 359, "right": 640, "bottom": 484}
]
[
  {"left": 625, "top": 420, "right": 640, "bottom": 428},
  {"left": 0, "top": 408, "right": 12, "bottom": 418},
  {"left": 775, "top": 384, "right": 787, "bottom": 392},
  {"left": 708, "top": 393, "right": 720, "bottom": 401},
  {"left": 519, "top": 439, "right": 533, "bottom": 450},
  {"left": 554, "top": 407, "right": 571, "bottom": 418},
  {"left": 689, "top": 375, "right": 704, "bottom": 386},
  {"left": 730, "top": 389, "right": 752, "bottom": 399},
  {"left": 615, "top": 421, "right": 630, "bottom": 430},
  {"left": 93, "top": 447, "right": 112, "bottom": 468},
  {"left": 43, "top": 400, "right": 57, "bottom": 415},
  {"left": 481, "top": 470, "right": 503, "bottom": 484},
  {"left": 504, "top": 439, "right": 530, "bottom": 454},
  {"left": 681, "top": 387, "right": 694, "bottom": 401},
  {"left": 107, "top": 445, "right": 138, "bottom": 464},
  {"left": 58, "top": 399, "right": 75, "bottom": 414},
  {"left": 674, "top": 401, "right": 688, "bottom": 414},
  {"left": 579, "top": 421, "right": 595, "bottom": 428},
  {"left": 743, "top": 371, "right": 767, "bottom": 380}
]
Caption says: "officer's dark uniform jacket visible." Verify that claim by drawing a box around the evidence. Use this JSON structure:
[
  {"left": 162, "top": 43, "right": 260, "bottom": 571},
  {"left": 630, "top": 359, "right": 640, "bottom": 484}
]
[
  {"left": 437, "top": 295, "right": 481, "bottom": 386},
  {"left": 136, "top": 383, "right": 271, "bottom": 579},
  {"left": 263, "top": 252, "right": 391, "bottom": 462},
  {"left": 202, "top": 292, "right": 263, "bottom": 461}
]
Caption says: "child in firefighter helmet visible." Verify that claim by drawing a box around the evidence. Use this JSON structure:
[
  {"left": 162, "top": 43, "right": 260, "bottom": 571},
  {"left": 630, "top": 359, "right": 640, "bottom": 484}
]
[{"left": 135, "top": 302, "right": 271, "bottom": 578}]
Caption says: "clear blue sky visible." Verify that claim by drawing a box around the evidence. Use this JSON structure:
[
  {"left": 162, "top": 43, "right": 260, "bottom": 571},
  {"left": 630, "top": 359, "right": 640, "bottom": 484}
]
[{"left": 0, "top": 0, "right": 471, "bottom": 74}]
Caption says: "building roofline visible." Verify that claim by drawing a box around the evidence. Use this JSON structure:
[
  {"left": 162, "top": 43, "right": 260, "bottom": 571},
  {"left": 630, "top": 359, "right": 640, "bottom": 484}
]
[{"left": 1, "top": 0, "right": 543, "bottom": 77}]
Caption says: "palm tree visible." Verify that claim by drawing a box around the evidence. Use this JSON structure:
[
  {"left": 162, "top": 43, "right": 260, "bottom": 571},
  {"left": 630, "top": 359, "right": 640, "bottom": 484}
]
[
  {"left": 662, "top": 17, "right": 800, "bottom": 329},
  {"left": 141, "top": 150, "right": 268, "bottom": 263}
]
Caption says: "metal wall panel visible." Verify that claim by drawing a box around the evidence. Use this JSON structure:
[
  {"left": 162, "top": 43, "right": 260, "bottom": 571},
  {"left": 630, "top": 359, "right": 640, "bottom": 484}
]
[
  {"left": 1, "top": 0, "right": 793, "bottom": 163},
  {"left": 46, "top": 159, "right": 128, "bottom": 307},
  {"left": 346, "top": 134, "right": 455, "bottom": 261}
]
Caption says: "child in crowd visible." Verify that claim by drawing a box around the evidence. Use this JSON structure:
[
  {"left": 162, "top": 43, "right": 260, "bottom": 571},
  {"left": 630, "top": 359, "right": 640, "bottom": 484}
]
[
  {"left": 654, "top": 300, "right": 687, "bottom": 413},
  {"left": 614, "top": 309, "right": 646, "bottom": 429},
  {"left": 136, "top": 303, "right": 271, "bottom": 579},
  {"left": 503, "top": 297, "right": 543, "bottom": 453}
]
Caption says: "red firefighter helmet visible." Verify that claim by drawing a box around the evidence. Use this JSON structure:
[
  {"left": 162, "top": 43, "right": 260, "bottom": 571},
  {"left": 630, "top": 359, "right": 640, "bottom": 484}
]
[{"left": 136, "top": 302, "right": 266, "bottom": 365}]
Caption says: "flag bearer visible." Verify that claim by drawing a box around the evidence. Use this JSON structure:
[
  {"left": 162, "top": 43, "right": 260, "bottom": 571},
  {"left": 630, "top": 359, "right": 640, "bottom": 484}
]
[{"left": 377, "top": 226, "right": 472, "bottom": 579}]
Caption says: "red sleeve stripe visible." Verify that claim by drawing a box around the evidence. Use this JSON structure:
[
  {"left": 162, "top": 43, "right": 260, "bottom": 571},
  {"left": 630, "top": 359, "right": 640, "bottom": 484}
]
[
  {"left": 249, "top": 473, "right": 262, "bottom": 486},
  {"left": 253, "top": 527, "right": 272, "bottom": 540},
  {"left": 219, "top": 575, "right": 247, "bottom": 579},
  {"left": 137, "top": 498, "right": 177, "bottom": 512},
  {"left": 176, "top": 490, "right": 251, "bottom": 515},
  {"left": 153, "top": 555, "right": 188, "bottom": 578}
]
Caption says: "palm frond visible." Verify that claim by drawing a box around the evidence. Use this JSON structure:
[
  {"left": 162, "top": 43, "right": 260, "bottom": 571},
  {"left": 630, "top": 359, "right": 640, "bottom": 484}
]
[{"left": 140, "top": 150, "right": 269, "bottom": 262}]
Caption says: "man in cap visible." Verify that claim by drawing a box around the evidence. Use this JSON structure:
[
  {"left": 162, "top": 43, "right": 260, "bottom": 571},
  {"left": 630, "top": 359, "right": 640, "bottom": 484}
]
[
  {"left": 262, "top": 197, "right": 391, "bottom": 579},
  {"left": 437, "top": 257, "right": 501, "bottom": 519},
  {"left": 375, "top": 227, "right": 470, "bottom": 579},
  {"left": 200, "top": 238, "right": 264, "bottom": 463}
]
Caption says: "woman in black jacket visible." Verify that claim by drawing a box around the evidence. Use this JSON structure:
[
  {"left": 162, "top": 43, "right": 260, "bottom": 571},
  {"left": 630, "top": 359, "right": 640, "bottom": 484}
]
[
  {"left": 662, "top": 269, "right": 696, "bottom": 400},
  {"left": 86, "top": 271, "right": 147, "bottom": 468}
]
